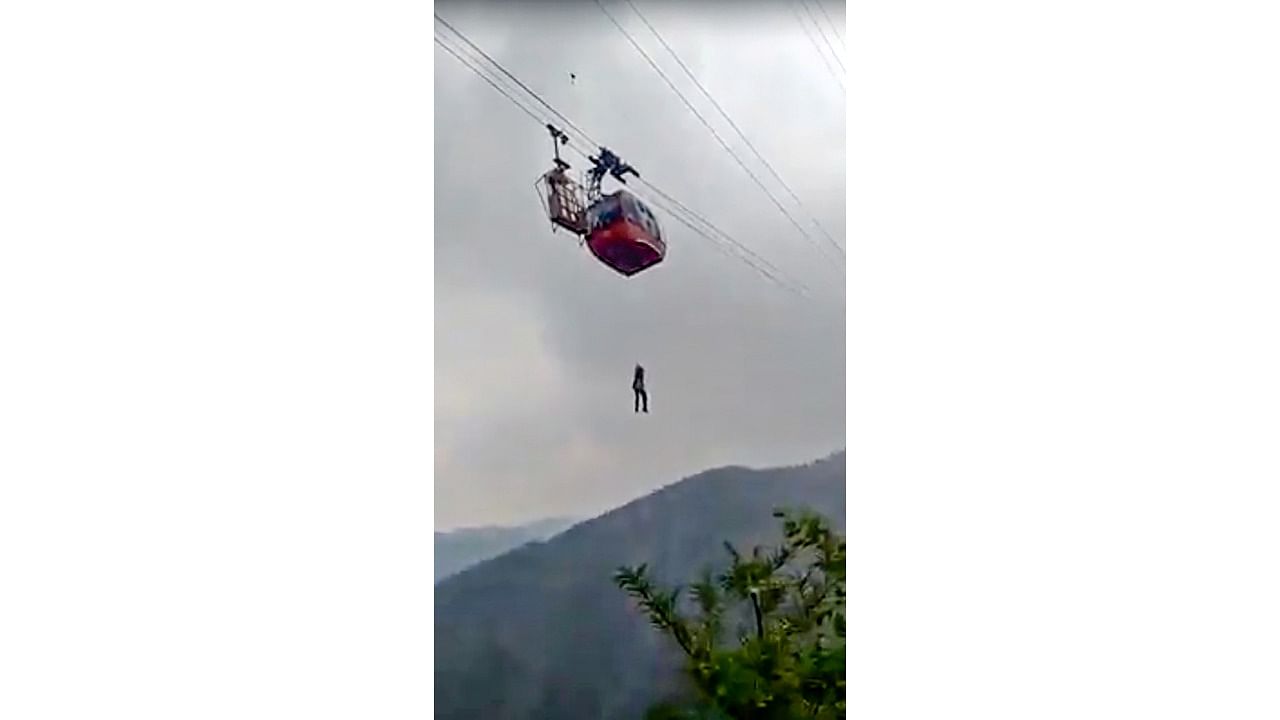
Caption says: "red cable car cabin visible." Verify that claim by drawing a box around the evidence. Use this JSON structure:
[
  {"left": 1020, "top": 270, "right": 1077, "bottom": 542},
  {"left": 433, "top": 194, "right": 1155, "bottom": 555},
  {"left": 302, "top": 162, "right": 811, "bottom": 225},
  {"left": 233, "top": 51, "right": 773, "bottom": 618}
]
[{"left": 585, "top": 190, "right": 666, "bottom": 277}]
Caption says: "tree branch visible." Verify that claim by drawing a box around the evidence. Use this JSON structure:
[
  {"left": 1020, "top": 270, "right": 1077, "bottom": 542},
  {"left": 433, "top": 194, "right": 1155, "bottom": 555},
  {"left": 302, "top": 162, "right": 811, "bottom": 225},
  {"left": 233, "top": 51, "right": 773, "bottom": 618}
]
[{"left": 749, "top": 589, "right": 764, "bottom": 640}]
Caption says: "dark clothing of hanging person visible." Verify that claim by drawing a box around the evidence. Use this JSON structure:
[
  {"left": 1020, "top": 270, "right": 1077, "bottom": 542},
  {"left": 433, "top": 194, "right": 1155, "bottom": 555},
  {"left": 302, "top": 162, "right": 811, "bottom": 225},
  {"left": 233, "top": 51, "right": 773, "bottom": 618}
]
[{"left": 632, "top": 364, "right": 648, "bottom": 413}]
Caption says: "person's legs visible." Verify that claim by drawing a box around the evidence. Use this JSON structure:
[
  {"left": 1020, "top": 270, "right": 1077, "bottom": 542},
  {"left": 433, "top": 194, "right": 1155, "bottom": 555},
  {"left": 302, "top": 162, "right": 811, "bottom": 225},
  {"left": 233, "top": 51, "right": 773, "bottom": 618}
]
[
  {"left": 640, "top": 389, "right": 648, "bottom": 413},
  {"left": 634, "top": 388, "right": 640, "bottom": 413}
]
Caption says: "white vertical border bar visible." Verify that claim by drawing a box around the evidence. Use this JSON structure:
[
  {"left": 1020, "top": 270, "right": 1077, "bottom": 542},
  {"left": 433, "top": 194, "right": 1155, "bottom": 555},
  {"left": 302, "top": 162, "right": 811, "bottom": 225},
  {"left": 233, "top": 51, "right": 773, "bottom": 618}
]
[
  {"left": 0, "top": 0, "right": 435, "bottom": 717},
  {"left": 849, "top": 1, "right": 1280, "bottom": 718}
]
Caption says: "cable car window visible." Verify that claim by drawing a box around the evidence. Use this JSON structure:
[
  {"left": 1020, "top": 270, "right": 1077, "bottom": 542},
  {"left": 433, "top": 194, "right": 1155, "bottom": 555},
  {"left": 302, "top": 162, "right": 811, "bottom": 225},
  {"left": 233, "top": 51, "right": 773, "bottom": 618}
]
[
  {"left": 600, "top": 203, "right": 621, "bottom": 227},
  {"left": 589, "top": 197, "right": 622, "bottom": 231},
  {"left": 622, "top": 195, "right": 642, "bottom": 225},
  {"left": 637, "top": 203, "right": 659, "bottom": 239},
  {"left": 642, "top": 205, "right": 656, "bottom": 232}
]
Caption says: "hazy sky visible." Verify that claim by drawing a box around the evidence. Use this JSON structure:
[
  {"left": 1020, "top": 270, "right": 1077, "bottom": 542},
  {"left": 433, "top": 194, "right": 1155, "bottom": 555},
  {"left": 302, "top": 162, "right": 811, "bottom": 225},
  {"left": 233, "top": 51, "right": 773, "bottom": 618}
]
[{"left": 435, "top": 0, "right": 846, "bottom": 530}]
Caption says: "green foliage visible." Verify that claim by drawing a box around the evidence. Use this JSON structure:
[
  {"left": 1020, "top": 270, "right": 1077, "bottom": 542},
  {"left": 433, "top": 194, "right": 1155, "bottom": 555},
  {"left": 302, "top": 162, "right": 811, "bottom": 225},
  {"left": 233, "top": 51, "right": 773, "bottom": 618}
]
[{"left": 614, "top": 510, "right": 846, "bottom": 719}]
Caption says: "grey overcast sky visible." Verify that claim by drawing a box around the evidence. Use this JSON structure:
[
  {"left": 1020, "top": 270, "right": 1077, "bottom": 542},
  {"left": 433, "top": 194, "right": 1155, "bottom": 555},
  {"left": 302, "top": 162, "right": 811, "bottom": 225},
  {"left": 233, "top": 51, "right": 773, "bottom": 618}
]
[{"left": 434, "top": 0, "right": 846, "bottom": 530}]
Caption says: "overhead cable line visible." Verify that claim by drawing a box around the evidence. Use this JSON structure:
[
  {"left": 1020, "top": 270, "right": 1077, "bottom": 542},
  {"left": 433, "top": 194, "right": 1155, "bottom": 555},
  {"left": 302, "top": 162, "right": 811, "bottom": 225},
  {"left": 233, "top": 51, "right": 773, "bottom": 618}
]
[
  {"left": 791, "top": 0, "right": 844, "bottom": 92},
  {"left": 620, "top": 0, "right": 845, "bottom": 261},
  {"left": 592, "top": 0, "right": 842, "bottom": 275},
  {"left": 435, "top": 10, "right": 819, "bottom": 292},
  {"left": 435, "top": 13, "right": 600, "bottom": 148},
  {"left": 433, "top": 28, "right": 812, "bottom": 299},
  {"left": 433, "top": 37, "right": 544, "bottom": 125},
  {"left": 433, "top": 17, "right": 814, "bottom": 295},
  {"left": 637, "top": 187, "right": 811, "bottom": 296},
  {"left": 630, "top": 177, "right": 811, "bottom": 296},
  {"left": 813, "top": 0, "right": 846, "bottom": 52},
  {"left": 800, "top": 0, "right": 845, "bottom": 74}
]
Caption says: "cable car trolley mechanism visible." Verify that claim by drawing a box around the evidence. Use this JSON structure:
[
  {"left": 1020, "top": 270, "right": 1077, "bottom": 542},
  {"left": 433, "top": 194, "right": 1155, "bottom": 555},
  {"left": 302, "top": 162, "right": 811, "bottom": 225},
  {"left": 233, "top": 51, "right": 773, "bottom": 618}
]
[{"left": 536, "top": 124, "right": 666, "bottom": 277}]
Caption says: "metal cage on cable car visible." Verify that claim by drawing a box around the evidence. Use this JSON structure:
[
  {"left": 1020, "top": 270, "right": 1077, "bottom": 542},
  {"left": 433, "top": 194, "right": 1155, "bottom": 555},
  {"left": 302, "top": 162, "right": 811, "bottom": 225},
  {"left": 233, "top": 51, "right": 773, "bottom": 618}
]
[{"left": 536, "top": 124, "right": 666, "bottom": 277}]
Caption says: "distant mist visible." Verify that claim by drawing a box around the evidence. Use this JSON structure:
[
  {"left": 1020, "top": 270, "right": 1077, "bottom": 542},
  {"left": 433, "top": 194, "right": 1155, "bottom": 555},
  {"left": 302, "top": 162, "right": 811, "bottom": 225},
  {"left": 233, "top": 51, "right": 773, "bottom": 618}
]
[{"left": 435, "top": 517, "right": 578, "bottom": 582}]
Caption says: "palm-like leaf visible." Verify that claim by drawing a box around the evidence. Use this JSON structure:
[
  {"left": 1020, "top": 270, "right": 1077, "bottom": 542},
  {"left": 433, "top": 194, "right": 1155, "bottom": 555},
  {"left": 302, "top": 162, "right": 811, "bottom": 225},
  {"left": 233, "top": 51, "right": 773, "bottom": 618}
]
[{"left": 615, "top": 509, "right": 846, "bottom": 718}]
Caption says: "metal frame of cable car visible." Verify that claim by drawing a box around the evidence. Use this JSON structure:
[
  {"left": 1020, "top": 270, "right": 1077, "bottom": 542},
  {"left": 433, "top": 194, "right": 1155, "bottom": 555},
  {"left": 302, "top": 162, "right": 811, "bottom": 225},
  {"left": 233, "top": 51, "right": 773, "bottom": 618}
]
[
  {"left": 538, "top": 124, "right": 639, "bottom": 238},
  {"left": 538, "top": 124, "right": 586, "bottom": 236}
]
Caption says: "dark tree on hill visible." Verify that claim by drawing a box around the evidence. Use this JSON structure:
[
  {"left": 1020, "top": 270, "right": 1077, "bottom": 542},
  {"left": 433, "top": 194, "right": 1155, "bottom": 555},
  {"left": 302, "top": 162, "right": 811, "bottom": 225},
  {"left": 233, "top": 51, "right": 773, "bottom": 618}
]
[{"left": 614, "top": 510, "right": 846, "bottom": 719}]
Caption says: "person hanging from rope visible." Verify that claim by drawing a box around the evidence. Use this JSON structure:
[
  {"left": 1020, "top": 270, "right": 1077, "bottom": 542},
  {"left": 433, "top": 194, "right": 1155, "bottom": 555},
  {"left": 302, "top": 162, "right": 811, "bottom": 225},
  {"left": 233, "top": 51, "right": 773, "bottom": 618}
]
[{"left": 632, "top": 363, "right": 648, "bottom": 414}]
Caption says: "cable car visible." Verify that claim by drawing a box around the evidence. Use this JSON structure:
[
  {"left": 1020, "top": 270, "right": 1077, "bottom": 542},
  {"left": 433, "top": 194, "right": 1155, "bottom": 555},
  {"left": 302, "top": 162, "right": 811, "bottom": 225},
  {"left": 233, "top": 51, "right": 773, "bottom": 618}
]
[
  {"left": 537, "top": 125, "right": 666, "bottom": 277},
  {"left": 585, "top": 190, "right": 665, "bottom": 276}
]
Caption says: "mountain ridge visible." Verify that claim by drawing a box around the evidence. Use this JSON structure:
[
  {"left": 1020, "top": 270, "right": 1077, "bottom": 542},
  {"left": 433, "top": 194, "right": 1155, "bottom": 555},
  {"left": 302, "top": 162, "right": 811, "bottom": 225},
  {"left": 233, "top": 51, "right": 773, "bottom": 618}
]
[
  {"left": 434, "top": 450, "right": 845, "bottom": 719},
  {"left": 435, "top": 516, "right": 579, "bottom": 582}
]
